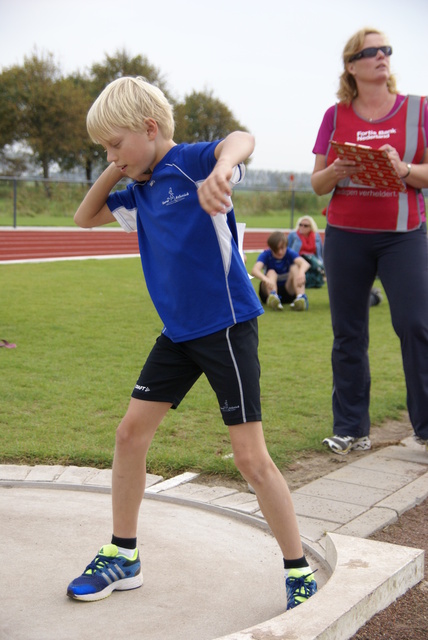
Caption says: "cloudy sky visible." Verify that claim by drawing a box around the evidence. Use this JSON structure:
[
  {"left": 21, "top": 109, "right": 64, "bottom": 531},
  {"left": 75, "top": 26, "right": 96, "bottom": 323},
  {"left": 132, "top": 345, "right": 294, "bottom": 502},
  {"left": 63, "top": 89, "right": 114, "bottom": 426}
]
[{"left": 0, "top": 0, "right": 426, "bottom": 173}]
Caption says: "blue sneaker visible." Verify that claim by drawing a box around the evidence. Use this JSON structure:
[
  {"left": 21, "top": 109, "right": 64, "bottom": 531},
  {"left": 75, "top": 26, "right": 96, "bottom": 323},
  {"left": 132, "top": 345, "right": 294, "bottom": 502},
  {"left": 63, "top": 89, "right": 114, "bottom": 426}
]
[
  {"left": 67, "top": 544, "right": 143, "bottom": 601},
  {"left": 290, "top": 293, "right": 308, "bottom": 311},
  {"left": 286, "top": 569, "right": 317, "bottom": 609}
]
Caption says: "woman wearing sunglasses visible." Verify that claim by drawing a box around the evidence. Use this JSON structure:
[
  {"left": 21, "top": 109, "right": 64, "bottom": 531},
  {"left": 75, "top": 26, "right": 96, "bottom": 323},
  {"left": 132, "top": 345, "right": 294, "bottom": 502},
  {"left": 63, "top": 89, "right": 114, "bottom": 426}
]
[
  {"left": 287, "top": 216, "right": 325, "bottom": 288},
  {"left": 311, "top": 27, "right": 428, "bottom": 455}
]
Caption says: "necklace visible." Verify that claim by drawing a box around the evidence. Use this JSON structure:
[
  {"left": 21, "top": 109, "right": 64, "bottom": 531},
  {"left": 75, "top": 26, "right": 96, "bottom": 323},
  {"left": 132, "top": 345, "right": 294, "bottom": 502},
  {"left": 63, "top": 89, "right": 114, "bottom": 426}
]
[
  {"left": 368, "top": 109, "right": 383, "bottom": 122},
  {"left": 354, "top": 95, "right": 396, "bottom": 122}
]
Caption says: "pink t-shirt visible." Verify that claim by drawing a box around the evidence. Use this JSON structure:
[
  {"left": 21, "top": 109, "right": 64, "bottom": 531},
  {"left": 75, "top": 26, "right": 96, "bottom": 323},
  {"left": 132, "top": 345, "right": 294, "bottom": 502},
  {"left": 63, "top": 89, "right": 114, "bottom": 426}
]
[
  {"left": 312, "top": 95, "right": 428, "bottom": 155},
  {"left": 313, "top": 95, "right": 428, "bottom": 223}
]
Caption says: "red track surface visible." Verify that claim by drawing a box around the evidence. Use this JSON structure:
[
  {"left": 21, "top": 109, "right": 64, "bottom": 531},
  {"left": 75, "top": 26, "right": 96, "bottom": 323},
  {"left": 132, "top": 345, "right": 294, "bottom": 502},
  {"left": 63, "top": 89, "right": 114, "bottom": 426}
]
[{"left": 0, "top": 228, "right": 275, "bottom": 262}]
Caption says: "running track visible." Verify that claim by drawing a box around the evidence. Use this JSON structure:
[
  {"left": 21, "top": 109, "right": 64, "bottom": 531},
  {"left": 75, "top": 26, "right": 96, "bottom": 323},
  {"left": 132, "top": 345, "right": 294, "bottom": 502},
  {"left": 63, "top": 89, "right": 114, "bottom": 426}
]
[{"left": 0, "top": 228, "right": 275, "bottom": 262}]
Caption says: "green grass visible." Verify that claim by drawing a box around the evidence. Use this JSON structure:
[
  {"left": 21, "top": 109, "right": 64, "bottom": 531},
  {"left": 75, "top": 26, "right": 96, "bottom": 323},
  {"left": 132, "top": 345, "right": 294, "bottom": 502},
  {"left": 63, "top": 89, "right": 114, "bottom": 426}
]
[
  {"left": 0, "top": 179, "right": 426, "bottom": 231},
  {"left": 0, "top": 255, "right": 406, "bottom": 478},
  {"left": 0, "top": 180, "right": 88, "bottom": 227}
]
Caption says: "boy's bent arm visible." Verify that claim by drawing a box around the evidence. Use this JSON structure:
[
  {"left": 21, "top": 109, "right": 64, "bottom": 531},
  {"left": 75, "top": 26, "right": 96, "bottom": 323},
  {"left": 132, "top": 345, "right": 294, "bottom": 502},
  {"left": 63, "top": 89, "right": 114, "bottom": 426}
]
[
  {"left": 198, "top": 131, "right": 255, "bottom": 216},
  {"left": 251, "top": 261, "right": 265, "bottom": 281},
  {"left": 214, "top": 131, "right": 255, "bottom": 167},
  {"left": 252, "top": 261, "right": 276, "bottom": 292},
  {"left": 74, "top": 163, "right": 123, "bottom": 228},
  {"left": 294, "top": 256, "right": 310, "bottom": 274}
]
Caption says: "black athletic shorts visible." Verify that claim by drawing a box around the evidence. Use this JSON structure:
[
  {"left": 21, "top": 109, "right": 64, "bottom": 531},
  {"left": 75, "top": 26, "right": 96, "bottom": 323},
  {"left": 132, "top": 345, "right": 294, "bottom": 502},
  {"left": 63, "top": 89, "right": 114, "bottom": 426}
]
[
  {"left": 131, "top": 318, "right": 262, "bottom": 426},
  {"left": 259, "top": 280, "right": 294, "bottom": 304}
]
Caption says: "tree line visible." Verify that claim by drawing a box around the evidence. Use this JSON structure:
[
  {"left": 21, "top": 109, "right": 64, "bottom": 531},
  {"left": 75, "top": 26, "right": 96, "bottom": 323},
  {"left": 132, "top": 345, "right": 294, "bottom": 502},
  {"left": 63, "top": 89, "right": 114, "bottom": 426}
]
[{"left": 0, "top": 49, "right": 247, "bottom": 182}]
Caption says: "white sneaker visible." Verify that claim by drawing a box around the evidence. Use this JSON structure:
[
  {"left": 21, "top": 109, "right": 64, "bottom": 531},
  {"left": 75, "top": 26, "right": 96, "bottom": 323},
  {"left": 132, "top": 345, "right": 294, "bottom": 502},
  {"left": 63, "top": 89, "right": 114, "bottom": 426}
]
[
  {"left": 267, "top": 292, "right": 283, "bottom": 310},
  {"left": 290, "top": 294, "right": 308, "bottom": 311},
  {"left": 322, "top": 435, "right": 371, "bottom": 455},
  {"left": 414, "top": 435, "right": 428, "bottom": 451}
]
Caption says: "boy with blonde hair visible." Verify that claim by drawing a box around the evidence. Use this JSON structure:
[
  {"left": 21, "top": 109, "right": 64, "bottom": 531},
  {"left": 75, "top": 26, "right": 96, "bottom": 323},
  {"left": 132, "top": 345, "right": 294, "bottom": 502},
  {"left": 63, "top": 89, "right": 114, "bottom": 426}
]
[{"left": 67, "top": 77, "right": 317, "bottom": 609}]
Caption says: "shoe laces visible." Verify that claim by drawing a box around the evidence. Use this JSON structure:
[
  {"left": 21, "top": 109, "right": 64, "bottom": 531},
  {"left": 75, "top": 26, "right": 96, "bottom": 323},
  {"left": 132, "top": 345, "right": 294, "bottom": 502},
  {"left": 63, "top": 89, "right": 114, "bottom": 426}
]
[
  {"left": 84, "top": 551, "right": 116, "bottom": 576},
  {"left": 287, "top": 569, "right": 317, "bottom": 602}
]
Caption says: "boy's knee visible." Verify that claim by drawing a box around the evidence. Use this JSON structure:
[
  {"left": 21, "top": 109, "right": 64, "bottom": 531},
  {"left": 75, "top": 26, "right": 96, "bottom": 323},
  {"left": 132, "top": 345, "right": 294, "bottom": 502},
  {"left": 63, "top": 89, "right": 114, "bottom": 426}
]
[
  {"left": 115, "top": 414, "right": 143, "bottom": 449},
  {"left": 115, "top": 420, "right": 133, "bottom": 448},
  {"left": 233, "top": 450, "right": 274, "bottom": 483}
]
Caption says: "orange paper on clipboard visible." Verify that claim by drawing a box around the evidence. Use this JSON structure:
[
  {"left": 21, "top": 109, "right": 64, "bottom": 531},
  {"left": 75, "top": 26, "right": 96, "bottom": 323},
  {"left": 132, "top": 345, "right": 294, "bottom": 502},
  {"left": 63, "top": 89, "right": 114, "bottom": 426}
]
[{"left": 330, "top": 141, "right": 406, "bottom": 193}]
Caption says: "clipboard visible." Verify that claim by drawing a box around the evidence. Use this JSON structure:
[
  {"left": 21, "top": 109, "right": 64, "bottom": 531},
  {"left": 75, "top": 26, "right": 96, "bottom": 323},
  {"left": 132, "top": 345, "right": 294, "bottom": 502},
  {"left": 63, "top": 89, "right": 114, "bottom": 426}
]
[{"left": 330, "top": 140, "right": 407, "bottom": 193}]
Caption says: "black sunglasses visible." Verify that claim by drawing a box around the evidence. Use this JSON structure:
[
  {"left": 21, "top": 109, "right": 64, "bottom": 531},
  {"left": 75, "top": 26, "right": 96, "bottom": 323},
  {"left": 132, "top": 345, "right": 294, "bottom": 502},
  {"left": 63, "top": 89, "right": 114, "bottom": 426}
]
[{"left": 349, "top": 46, "right": 392, "bottom": 62}]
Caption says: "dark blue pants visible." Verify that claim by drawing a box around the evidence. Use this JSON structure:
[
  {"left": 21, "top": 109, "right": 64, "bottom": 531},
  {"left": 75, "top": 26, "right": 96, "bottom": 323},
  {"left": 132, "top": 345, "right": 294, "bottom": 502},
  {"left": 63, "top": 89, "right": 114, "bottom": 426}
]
[{"left": 324, "top": 224, "right": 428, "bottom": 440}]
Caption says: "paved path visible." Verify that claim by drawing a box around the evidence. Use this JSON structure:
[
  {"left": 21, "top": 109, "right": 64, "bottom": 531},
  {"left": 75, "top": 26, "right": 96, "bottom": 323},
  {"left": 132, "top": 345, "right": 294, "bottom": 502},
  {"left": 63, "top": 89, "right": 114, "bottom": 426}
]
[{"left": 1, "top": 435, "right": 427, "bottom": 639}]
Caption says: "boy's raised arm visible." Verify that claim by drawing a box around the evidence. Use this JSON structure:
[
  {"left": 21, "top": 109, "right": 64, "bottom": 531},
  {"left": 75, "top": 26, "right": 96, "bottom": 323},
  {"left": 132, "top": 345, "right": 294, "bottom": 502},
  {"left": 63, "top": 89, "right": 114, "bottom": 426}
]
[
  {"left": 74, "top": 163, "right": 123, "bottom": 228},
  {"left": 197, "top": 131, "right": 255, "bottom": 217}
]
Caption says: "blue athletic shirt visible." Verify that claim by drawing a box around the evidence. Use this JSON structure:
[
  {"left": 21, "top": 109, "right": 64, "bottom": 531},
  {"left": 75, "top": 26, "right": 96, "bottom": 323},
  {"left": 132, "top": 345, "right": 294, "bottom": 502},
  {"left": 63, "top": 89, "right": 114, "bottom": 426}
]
[
  {"left": 107, "top": 141, "right": 263, "bottom": 342},
  {"left": 256, "top": 247, "right": 299, "bottom": 283}
]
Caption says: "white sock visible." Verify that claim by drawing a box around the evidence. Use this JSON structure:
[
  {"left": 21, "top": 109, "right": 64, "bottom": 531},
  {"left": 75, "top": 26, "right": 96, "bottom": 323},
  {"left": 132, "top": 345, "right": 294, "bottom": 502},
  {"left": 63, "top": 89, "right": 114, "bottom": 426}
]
[
  {"left": 117, "top": 546, "right": 137, "bottom": 559},
  {"left": 285, "top": 565, "right": 313, "bottom": 579}
]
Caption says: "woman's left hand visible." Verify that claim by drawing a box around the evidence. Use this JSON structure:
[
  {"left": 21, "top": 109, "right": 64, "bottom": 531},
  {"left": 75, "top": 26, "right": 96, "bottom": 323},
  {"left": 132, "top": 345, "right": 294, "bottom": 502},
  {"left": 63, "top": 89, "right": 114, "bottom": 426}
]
[{"left": 380, "top": 144, "right": 409, "bottom": 178}]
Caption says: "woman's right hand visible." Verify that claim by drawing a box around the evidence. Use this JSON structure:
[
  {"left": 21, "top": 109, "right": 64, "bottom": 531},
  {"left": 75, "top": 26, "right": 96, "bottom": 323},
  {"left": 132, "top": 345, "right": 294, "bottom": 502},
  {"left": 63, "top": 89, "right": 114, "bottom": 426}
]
[
  {"left": 312, "top": 153, "right": 355, "bottom": 195},
  {"left": 332, "top": 158, "right": 357, "bottom": 181}
]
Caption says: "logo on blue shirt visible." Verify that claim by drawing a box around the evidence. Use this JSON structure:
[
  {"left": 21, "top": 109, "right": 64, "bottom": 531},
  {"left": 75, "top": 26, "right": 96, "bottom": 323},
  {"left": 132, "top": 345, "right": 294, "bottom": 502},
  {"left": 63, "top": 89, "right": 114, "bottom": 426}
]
[{"left": 162, "top": 187, "right": 190, "bottom": 206}]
